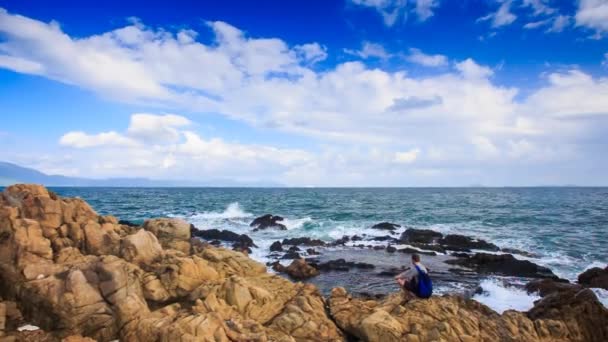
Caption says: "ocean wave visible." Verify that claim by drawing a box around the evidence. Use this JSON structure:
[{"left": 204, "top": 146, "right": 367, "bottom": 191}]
[
  {"left": 472, "top": 278, "right": 540, "bottom": 314},
  {"left": 583, "top": 261, "right": 608, "bottom": 271},
  {"left": 282, "top": 217, "right": 313, "bottom": 230},
  {"left": 190, "top": 202, "right": 253, "bottom": 220}
]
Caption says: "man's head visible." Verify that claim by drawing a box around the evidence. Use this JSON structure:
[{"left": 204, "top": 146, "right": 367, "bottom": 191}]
[{"left": 411, "top": 253, "right": 420, "bottom": 264}]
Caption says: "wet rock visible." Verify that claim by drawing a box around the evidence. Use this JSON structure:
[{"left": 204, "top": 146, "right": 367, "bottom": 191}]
[
  {"left": 369, "top": 235, "right": 399, "bottom": 243},
  {"left": 438, "top": 234, "right": 499, "bottom": 252},
  {"left": 578, "top": 266, "right": 608, "bottom": 290},
  {"left": 399, "top": 228, "right": 443, "bottom": 244},
  {"left": 525, "top": 278, "right": 581, "bottom": 297},
  {"left": 209, "top": 239, "right": 222, "bottom": 246},
  {"left": 373, "top": 245, "right": 385, "bottom": 250},
  {"left": 377, "top": 266, "right": 407, "bottom": 277},
  {"left": 282, "top": 259, "right": 320, "bottom": 280},
  {"left": 330, "top": 235, "right": 350, "bottom": 246},
  {"left": 351, "top": 235, "right": 363, "bottom": 241},
  {"left": 501, "top": 247, "right": 538, "bottom": 258},
  {"left": 386, "top": 245, "right": 397, "bottom": 253},
  {"left": 282, "top": 237, "right": 326, "bottom": 247},
  {"left": 446, "top": 253, "right": 558, "bottom": 279},
  {"left": 371, "top": 222, "right": 401, "bottom": 232},
  {"left": 269, "top": 241, "right": 283, "bottom": 252},
  {"left": 306, "top": 248, "right": 319, "bottom": 255},
  {"left": 249, "top": 214, "right": 287, "bottom": 231},
  {"left": 190, "top": 227, "right": 256, "bottom": 248},
  {"left": 281, "top": 251, "right": 301, "bottom": 260},
  {"left": 311, "top": 259, "right": 375, "bottom": 272},
  {"left": 450, "top": 252, "right": 471, "bottom": 258}
]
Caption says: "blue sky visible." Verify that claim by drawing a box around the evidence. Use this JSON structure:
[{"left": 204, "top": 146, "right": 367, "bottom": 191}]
[{"left": 0, "top": 0, "right": 607, "bottom": 186}]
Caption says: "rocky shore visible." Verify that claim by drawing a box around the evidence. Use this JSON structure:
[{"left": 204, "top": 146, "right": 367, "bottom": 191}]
[{"left": 0, "top": 184, "right": 607, "bottom": 341}]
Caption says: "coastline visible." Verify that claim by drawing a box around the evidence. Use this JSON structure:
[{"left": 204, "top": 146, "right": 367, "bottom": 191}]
[{"left": 0, "top": 184, "right": 607, "bottom": 341}]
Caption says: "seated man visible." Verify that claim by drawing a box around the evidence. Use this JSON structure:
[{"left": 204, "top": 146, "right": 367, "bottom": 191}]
[{"left": 394, "top": 253, "right": 431, "bottom": 297}]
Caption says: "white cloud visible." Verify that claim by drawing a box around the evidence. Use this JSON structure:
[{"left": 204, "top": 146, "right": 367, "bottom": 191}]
[
  {"left": 127, "top": 113, "right": 191, "bottom": 142},
  {"left": 575, "top": 0, "right": 608, "bottom": 36},
  {"left": 1, "top": 9, "right": 607, "bottom": 185},
  {"left": 59, "top": 131, "right": 139, "bottom": 148},
  {"left": 523, "top": 19, "right": 550, "bottom": 29},
  {"left": 546, "top": 15, "right": 571, "bottom": 33},
  {"left": 406, "top": 48, "right": 448, "bottom": 67},
  {"left": 393, "top": 148, "right": 420, "bottom": 163},
  {"left": 455, "top": 59, "right": 494, "bottom": 79},
  {"left": 349, "top": 0, "right": 438, "bottom": 26},
  {"left": 521, "top": 0, "right": 556, "bottom": 16},
  {"left": 344, "top": 41, "right": 391, "bottom": 59},
  {"left": 471, "top": 136, "right": 500, "bottom": 157},
  {"left": 603, "top": 52, "right": 608, "bottom": 67},
  {"left": 478, "top": 1, "right": 517, "bottom": 28}
]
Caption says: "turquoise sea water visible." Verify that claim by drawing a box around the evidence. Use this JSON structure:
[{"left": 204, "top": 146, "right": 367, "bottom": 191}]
[{"left": 48, "top": 187, "right": 608, "bottom": 281}]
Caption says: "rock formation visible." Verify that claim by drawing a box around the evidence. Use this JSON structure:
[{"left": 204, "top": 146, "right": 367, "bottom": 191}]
[
  {"left": 0, "top": 185, "right": 343, "bottom": 341},
  {"left": 1, "top": 184, "right": 606, "bottom": 342}
]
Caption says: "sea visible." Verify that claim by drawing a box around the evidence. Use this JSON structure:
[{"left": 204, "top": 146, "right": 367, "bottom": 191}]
[{"left": 47, "top": 186, "right": 608, "bottom": 313}]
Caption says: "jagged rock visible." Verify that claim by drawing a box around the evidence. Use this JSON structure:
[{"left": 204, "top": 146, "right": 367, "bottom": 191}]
[
  {"left": 330, "top": 286, "right": 608, "bottom": 342},
  {"left": 249, "top": 214, "right": 287, "bottom": 231},
  {"left": 578, "top": 266, "right": 608, "bottom": 290},
  {"left": 525, "top": 278, "right": 581, "bottom": 297},
  {"left": 446, "top": 253, "right": 558, "bottom": 278},
  {"left": 329, "top": 235, "right": 350, "bottom": 246},
  {"left": 282, "top": 237, "right": 326, "bottom": 246},
  {"left": 191, "top": 227, "right": 256, "bottom": 249},
  {"left": 386, "top": 245, "right": 397, "bottom": 253},
  {"left": 501, "top": 247, "right": 538, "bottom": 258},
  {"left": 371, "top": 222, "right": 401, "bottom": 232},
  {"left": 143, "top": 218, "right": 191, "bottom": 253},
  {"left": 438, "top": 234, "right": 499, "bottom": 251},
  {"left": 399, "top": 228, "right": 443, "bottom": 243},
  {"left": 269, "top": 241, "right": 283, "bottom": 252},
  {"left": 282, "top": 259, "right": 320, "bottom": 280}
]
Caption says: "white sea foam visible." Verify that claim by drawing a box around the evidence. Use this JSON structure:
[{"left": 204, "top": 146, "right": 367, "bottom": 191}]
[
  {"left": 472, "top": 279, "right": 540, "bottom": 314},
  {"left": 191, "top": 202, "right": 253, "bottom": 220},
  {"left": 282, "top": 217, "right": 313, "bottom": 230},
  {"left": 583, "top": 261, "right": 607, "bottom": 271},
  {"left": 591, "top": 288, "right": 608, "bottom": 309}
]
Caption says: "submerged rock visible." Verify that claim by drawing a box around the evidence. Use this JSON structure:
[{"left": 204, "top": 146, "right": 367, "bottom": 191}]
[
  {"left": 371, "top": 222, "right": 401, "bottom": 232},
  {"left": 446, "top": 253, "right": 558, "bottom": 279},
  {"left": 311, "top": 259, "right": 375, "bottom": 272},
  {"left": 282, "top": 237, "right": 326, "bottom": 246},
  {"left": 249, "top": 214, "right": 287, "bottom": 231},
  {"left": 269, "top": 240, "right": 283, "bottom": 252}
]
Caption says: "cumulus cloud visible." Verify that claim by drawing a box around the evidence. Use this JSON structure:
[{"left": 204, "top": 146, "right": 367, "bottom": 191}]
[
  {"left": 1, "top": 9, "right": 607, "bottom": 185},
  {"left": 406, "top": 48, "right": 448, "bottom": 67},
  {"left": 575, "top": 0, "right": 608, "bottom": 36}
]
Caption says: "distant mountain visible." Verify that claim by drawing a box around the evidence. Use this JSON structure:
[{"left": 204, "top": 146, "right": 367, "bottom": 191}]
[{"left": 0, "top": 161, "right": 283, "bottom": 187}]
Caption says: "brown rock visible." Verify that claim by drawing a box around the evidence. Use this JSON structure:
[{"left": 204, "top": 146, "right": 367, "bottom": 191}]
[
  {"left": 283, "top": 258, "right": 320, "bottom": 280},
  {"left": 143, "top": 218, "right": 191, "bottom": 253},
  {"left": 578, "top": 266, "right": 608, "bottom": 290},
  {"left": 120, "top": 229, "right": 163, "bottom": 266}
]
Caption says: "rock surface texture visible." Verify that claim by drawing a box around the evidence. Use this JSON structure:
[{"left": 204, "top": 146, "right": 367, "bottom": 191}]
[{"left": 0, "top": 184, "right": 606, "bottom": 342}]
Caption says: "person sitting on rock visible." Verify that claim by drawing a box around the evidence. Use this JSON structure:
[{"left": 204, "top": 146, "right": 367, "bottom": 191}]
[{"left": 395, "top": 253, "right": 433, "bottom": 298}]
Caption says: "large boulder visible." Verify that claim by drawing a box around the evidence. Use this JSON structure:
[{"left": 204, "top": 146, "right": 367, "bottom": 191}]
[
  {"left": 143, "top": 218, "right": 190, "bottom": 253},
  {"left": 283, "top": 259, "right": 320, "bottom": 280},
  {"left": 250, "top": 214, "right": 287, "bottom": 231},
  {"left": 446, "top": 253, "right": 558, "bottom": 279},
  {"left": 578, "top": 266, "right": 608, "bottom": 290},
  {"left": 120, "top": 229, "right": 163, "bottom": 266}
]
